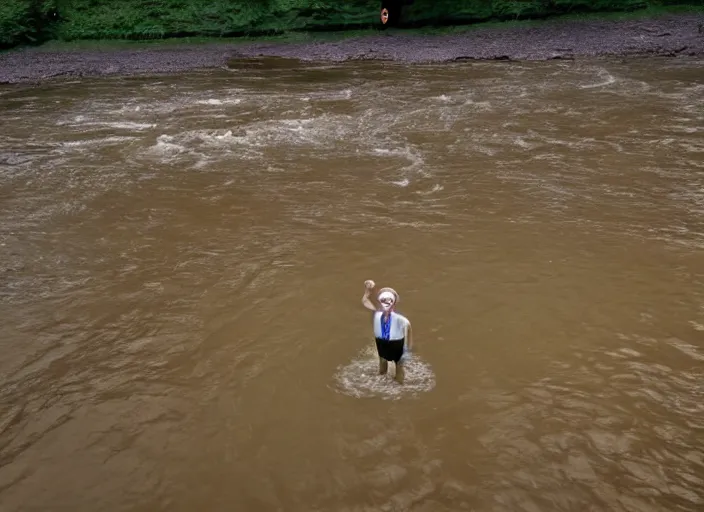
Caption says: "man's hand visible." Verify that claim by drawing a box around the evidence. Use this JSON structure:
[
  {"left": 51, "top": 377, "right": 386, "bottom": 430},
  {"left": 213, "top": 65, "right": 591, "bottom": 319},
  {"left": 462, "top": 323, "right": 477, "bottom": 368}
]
[{"left": 362, "top": 279, "right": 377, "bottom": 311}]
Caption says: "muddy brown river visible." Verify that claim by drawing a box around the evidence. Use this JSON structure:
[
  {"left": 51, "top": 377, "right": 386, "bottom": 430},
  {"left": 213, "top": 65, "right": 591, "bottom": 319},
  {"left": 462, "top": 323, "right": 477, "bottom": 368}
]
[{"left": 1, "top": 57, "right": 703, "bottom": 511}]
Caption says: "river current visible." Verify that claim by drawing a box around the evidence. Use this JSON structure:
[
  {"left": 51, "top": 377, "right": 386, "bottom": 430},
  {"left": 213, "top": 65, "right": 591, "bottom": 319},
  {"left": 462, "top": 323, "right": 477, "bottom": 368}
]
[{"left": 1, "top": 57, "right": 703, "bottom": 511}]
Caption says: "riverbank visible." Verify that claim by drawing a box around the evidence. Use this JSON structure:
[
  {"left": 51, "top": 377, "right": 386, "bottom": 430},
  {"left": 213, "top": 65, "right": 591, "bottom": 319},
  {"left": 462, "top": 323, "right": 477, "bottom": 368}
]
[{"left": 1, "top": 11, "right": 702, "bottom": 84}]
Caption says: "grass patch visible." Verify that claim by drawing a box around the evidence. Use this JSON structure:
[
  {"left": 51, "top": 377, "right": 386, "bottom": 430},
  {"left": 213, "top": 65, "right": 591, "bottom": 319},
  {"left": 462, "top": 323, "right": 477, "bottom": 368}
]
[
  {"left": 34, "top": 27, "right": 379, "bottom": 52},
  {"left": 406, "top": 3, "right": 704, "bottom": 36}
]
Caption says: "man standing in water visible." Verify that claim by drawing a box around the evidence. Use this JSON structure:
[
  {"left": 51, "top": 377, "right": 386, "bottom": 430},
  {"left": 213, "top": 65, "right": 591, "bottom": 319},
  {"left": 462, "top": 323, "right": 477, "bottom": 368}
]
[{"left": 361, "top": 280, "right": 413, "bottom": 384}]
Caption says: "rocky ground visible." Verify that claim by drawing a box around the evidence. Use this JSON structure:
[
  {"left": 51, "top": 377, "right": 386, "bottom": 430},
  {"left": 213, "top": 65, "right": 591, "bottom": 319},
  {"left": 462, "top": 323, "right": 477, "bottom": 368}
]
[{"left": 0, "top": 13, "right": 702, "bottom": 84}]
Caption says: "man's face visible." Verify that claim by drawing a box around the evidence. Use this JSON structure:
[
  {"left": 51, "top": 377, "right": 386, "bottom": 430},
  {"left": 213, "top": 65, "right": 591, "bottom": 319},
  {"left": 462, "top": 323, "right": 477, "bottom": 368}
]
[{"left": 379, "top": 294, "right": 395, "bottom": 312}]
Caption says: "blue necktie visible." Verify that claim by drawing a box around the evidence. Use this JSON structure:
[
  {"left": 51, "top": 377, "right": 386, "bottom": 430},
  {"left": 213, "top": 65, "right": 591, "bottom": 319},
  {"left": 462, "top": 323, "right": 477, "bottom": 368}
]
[{"left": 381, "top": 313, "right": 392, "bottom": 340}]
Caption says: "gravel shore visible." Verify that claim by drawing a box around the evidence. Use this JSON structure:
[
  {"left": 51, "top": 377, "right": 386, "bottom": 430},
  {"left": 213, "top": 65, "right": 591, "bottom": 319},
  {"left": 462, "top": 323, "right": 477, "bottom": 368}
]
[{"left": 1, "top": 13, "right": 702, "bottom": 84}]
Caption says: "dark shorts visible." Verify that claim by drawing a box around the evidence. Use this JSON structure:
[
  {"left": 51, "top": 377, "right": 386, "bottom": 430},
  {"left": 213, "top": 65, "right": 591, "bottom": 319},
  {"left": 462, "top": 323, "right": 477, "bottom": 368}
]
[{"left": 375, "top": 337, "right": 405, "bottom": 363}]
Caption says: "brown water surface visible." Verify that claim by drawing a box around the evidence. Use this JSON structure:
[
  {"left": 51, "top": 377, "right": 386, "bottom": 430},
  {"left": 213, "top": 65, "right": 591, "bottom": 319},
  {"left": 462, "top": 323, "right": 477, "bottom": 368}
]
[{"left": 1, "top": 58, "right": 703, "bottom": 512}]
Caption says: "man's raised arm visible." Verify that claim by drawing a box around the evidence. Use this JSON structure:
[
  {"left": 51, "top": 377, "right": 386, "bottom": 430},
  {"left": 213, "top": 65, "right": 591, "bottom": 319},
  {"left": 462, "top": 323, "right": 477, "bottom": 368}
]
[{"left": 361, "top": 280, "right": 377, "bottom": 312}]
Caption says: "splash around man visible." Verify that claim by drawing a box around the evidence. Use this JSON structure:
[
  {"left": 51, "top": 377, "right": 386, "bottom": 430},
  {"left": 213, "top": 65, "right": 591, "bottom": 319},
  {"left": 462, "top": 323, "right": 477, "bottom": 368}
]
[{"left": 361, "top": 279, "right": 413, "bottom": 384}]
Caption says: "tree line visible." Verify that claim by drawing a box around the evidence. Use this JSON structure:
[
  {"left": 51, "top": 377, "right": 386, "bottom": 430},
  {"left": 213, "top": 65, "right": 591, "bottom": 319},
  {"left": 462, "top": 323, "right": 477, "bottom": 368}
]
[{"left": 1, "top": 0, "right": 697, "bottom": 49}]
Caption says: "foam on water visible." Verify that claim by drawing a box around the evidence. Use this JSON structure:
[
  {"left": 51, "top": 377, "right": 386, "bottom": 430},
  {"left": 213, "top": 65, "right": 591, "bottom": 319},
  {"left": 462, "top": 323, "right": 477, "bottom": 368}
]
[
  {"left": 332, "top": 345, "right": 436, "bottom": 400},
  {"left": 140, "top": 109, "right": 432, "bottom": 166},
  {"left": 60, "top": 136, "right": 139, "bottom": 148},
  {"left": 102, "top": 122, "right": 156, "bottom": 130},
  {"left": 226, "top": 115, "right": 349, "bottom": 149},
  {"left": 144, "top": 130, "right": 257, "bottom": 164},
  {"left": 308, "top": 88, "right": 353, "bottom": 101},
  {"left": 196, "top": 98, "right": 242, "bottom": 105},
  {"left": 371, "top": 146, "right": 426, "bottom": 175},
  {"left": 462, "top": 98, "right": 493, "bottom": 111},
  {"left": 55, "top": 117, "right": 155, "bottom": 131},
  {"left": 150, "top": 134, "right": 190, "bottom": 155},
  {"left": 579, "top": 68, "right": 617, "bottom": 89},
  {"left": 416, "top": 184, "right": 444, "bottom": 195}
]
